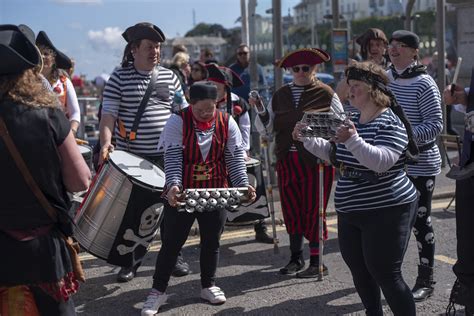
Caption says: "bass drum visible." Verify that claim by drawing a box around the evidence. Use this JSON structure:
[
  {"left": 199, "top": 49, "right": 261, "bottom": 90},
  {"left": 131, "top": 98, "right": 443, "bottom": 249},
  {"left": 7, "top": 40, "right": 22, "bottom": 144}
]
[
  {"left": 226, "top": 157, "right": 269, "bottom": 226},
  {"left": 74, "top": 150, "right": 165, "bottom": 267}
]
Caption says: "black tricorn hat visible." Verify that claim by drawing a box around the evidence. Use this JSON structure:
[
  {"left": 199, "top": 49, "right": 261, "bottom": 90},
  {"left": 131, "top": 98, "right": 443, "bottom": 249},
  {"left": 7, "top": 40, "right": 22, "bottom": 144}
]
[
  {"left": 206, "top": 63, "right": 244, "bottom": 88},
  {"left": 122, "top": 22, "right": 165, "bottom": 43},
  {"left": 0, "top": 24, "right": 41, "bottom": 75},
  {"left": 36, "top": 30, "right": 72, "bottom": 69}
]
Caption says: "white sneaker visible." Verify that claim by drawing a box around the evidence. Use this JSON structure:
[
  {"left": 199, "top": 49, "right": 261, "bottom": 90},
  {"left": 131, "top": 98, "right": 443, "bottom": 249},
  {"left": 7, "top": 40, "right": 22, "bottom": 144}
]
[
  {"left": 200, "top": 286, "right": 226, "bottom": 305},
  {"left": 141, "top": 289, "right": 167, "bottom": 316}
]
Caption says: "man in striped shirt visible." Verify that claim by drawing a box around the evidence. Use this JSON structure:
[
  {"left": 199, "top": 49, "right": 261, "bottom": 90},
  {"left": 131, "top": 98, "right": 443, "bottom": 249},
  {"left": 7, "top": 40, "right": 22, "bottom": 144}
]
[
  {"left": 99, "top": 22, "right": 189, "bottom": 283},
  {"left": 387, "top": 30, "right": 443, "bottom": 302}
]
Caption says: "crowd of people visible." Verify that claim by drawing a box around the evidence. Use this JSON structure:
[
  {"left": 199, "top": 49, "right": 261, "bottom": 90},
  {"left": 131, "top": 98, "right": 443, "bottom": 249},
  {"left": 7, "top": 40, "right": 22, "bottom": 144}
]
[{"left": 0, "top": 20, "right": 473, "bottom": 316}]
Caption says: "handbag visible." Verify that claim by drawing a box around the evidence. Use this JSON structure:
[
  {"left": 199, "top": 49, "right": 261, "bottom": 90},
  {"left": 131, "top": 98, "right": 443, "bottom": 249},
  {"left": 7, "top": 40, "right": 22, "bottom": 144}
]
[{"left": 0, "top": 116, "right": 86, "bottom": 282}]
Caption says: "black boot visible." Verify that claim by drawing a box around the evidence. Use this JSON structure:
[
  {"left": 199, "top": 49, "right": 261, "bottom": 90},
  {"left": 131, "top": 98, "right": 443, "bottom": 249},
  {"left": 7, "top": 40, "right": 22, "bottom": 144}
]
[
  {"left": 412, "top": 265, "right": 435, "bottom": 302},
  {"left": 117, "top": 263, "right": 140, "bottom": 283},
  {"left": 280, "top": 252, "right": 305, "bottom": 275},
  {"left": 171, "top": 253, "right": 190, "bottom": 277},
  {"left": 447, "top": 278, "right": 474, "bottom": 314},
  {"left": 296, "top": 255, "right": 328, "bottom": 278},
  {"left": 254, "top": 220, "right": 274, "bottom": 244}
]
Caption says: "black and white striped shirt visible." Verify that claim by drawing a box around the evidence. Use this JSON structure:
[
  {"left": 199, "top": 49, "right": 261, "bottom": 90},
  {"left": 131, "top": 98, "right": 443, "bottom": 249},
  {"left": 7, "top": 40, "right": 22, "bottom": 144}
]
[
  {"left": 102, "top": 65, "right": 187, "bottom": 156},
  {"left": 387, "top": 71, "right": 443, "bottom": 176},
  {"left": 334, "top": 110, "right": 417, "bottom": 212}
]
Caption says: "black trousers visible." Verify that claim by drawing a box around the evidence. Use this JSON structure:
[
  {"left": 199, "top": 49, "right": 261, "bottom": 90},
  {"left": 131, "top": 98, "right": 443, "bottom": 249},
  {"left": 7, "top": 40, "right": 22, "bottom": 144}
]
[
  {"left": 453, "top": 176, "right": 474, "bottom": 288},
  {"left": 152, "top": 205, "right": 227, "bottom": 292},
  {"left": 337, "top": 201, "right": 417, "bottom": 316}
]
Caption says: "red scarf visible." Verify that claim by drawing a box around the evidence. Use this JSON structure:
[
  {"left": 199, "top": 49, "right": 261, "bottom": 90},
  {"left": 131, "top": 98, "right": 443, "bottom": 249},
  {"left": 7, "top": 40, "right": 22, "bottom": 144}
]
[{"left": 189, "top": 106, "right": 217, "bottom": 131}]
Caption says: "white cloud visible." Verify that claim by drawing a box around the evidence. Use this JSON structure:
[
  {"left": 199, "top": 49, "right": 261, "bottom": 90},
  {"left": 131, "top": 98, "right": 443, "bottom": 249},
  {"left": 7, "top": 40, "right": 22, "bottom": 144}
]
[{"left": 87, "top": 27, "right": 124, "bottom": 51}]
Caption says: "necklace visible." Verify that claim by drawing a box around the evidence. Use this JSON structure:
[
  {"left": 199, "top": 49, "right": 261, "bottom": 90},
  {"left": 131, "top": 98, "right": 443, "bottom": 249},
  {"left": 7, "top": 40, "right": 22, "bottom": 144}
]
[{"left": 361, "top": 106, "right": 385, "bottom": 124}]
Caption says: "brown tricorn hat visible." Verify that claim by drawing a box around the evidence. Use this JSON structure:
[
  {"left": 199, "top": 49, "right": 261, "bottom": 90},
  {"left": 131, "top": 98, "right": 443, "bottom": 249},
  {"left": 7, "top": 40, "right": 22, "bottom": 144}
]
[{"left": 122, "top": 22, "right": 165, "bottom": 43}]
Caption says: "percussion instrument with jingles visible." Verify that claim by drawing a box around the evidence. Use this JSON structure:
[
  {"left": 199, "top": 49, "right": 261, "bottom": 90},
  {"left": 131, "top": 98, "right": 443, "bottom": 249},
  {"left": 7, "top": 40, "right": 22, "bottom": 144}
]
[{"left": 74, "top": 150, "right": 166, "bottom": 267}]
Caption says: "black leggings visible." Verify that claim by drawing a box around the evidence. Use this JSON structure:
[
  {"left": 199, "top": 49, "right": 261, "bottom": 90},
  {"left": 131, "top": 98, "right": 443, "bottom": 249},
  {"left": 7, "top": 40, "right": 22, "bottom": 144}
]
[
  {"left": 410, "top": 175, "right": 436, "bottom": 267},
  {"left": 152, "top": 204, "right": 227, "bottom": 292},
  {"left": 337, "top": 201, "right": 417, "bottom": 316}
]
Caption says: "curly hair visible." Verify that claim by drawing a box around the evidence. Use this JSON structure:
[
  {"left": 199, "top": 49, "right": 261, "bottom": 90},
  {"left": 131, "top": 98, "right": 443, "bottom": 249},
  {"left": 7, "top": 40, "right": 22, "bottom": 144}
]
[
  {"left": 37, "top": 45, "right": 60, "bottom": 83},
  {"left": 0, "top": 69, "right": 59, "bottom": 108},
  {"left": 347, "top": 61, "right": 391, "bottom": 108}
]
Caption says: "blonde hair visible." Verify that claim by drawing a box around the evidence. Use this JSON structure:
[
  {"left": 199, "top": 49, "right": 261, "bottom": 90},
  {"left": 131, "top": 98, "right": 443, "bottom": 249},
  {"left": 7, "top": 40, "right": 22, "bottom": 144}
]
[
  {"left": 172, "top": 52, "right": 190, "bottom": 68},
  {"left": 0, "top": 69, "right": 59, "bottom": 108}
]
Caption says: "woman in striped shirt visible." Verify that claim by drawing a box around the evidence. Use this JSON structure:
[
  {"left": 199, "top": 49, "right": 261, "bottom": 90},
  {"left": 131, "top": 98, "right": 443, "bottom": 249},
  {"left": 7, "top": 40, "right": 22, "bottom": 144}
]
[
  {"left": 294, "top": 61, "right": 418, "bottom": 316},
  {"left": 141, "top": 82, "right": 255, "bottom": 315}
]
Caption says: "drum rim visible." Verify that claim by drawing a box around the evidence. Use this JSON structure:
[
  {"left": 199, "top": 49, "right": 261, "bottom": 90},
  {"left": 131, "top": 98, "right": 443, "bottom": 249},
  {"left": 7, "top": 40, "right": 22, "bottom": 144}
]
[
  {"left": 245, "top": 157, "right": 260, "bottom": 168},
  {"left": 108, "top": 150, "right": 164, "bottom": 190}
]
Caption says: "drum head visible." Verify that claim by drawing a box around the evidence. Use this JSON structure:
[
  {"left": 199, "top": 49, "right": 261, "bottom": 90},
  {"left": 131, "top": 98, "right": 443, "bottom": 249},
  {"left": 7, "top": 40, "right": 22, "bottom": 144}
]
[
  {"left": 78, "top": 144, "right": 92, "bottom": 158},
  {"left": 245, "top": 157, "right": 260, "bottom": 168},
  {"left": 108, "top": 150, "right": 165, "bottom": 189}
]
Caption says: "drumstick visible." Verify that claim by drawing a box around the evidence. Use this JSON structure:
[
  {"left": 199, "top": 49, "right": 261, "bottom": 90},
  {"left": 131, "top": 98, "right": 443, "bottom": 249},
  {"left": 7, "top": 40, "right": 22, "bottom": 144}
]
[
  {"left": 76, "top": 138, "right": 89, "bottom": 145},
  {"left": 450, "top": 57, "right": 462, "bottom": 96}
]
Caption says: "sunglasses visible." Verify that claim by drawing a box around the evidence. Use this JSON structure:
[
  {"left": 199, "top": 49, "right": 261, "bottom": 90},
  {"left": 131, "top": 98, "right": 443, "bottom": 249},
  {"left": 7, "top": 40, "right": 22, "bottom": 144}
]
[
  {"left": 237, "top": 51, "right": 249, "bottom": 56},
  {"left": 292, "top": 66, "right": 310, "bottom": 73},
  {"left": 191, "top": 68, "right": 202, "bottom": 72}
]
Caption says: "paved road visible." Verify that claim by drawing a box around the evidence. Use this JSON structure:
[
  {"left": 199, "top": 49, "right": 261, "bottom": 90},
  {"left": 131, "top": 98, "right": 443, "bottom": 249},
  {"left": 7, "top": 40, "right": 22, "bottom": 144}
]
[{"left": 74, "top": 196, "right": 466, "bottom": 315}]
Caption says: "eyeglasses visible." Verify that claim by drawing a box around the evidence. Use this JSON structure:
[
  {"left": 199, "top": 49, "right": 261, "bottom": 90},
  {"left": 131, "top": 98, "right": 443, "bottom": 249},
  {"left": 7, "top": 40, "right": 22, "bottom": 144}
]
[
  {"left": 388, "top": 43, "right": 409, "bottom": 49},
  {"left": 191, "top": 68, "right": 202, "bottom": 72},
  {"left": 237, "top": 51, "right": 249, "bottom": 56},
  {"left": 292, "top": 66, "right": 310, "bottom": 73}
]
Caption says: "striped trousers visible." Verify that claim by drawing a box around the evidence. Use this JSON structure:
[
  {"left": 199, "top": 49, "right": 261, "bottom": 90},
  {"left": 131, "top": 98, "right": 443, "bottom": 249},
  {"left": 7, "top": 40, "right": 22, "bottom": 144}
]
[{"left": 276, "top": 151, "right": 333, "bottom": 243}]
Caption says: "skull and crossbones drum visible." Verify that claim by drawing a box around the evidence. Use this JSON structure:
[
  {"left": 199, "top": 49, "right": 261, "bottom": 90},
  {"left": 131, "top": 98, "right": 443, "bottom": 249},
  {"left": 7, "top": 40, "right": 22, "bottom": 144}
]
[
  {"left": 74, "top": 150, "right": 165, "bottom": 267},
  {"left": 225, "top": 157, "right": 270, "bottom": 225}
]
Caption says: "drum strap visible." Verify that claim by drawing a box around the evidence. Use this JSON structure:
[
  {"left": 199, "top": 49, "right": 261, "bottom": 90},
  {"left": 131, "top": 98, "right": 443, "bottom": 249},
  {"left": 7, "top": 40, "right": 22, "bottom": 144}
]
[
  {"left": 118, "top": 67, "right": 159, "bottom": 145},
  {"left": 0, "top": 116, "right": 86, "bottom": 282}
]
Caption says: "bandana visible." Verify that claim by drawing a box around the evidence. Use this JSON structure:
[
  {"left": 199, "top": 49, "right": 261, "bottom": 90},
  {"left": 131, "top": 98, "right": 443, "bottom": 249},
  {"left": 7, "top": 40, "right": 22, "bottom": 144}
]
[{"left": 345, "top": 67, "right": 387, "bottom": 93}]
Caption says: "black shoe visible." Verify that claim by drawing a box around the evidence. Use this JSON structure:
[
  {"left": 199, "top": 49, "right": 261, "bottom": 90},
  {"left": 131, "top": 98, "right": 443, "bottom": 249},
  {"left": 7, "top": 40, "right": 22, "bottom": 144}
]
[
  {"left": 412, "top": 265, "right": 435, "bottom": 302},
  {"left": 117, "top": 265, "right": 138, "bottom": 283},
  {"left": 412, "top": 284, "right": 434, "bottom": 302},
  {"left": 296, "top": 264, "right": 328, "bottom": 278},
  {"left": 279, "top": 259, "right": 305, "bottom": 275},
  {"left": 171, "top": 256, "right": 190, "bottom": 277},
  {"left": 255, "top": 230, "right": 274, "bottom": 244}
]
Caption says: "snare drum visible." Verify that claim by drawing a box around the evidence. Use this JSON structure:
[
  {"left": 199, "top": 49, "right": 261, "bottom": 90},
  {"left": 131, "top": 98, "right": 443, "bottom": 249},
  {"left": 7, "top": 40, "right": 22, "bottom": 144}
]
[
  {"left": 74, "top": 150, "right": 166, "bottom": 267},
  {"left": 78, "top": 144, "right": 92, "bottom": 170},
  {"left": 226, "top": 157, "right": 270, "bottom": 225}
]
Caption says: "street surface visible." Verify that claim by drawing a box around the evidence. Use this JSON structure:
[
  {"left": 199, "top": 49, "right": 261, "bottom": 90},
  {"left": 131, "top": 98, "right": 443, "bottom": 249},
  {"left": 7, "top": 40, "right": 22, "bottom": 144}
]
[{"left": 75, "top": 195, "right": 465, "bottom": 315}]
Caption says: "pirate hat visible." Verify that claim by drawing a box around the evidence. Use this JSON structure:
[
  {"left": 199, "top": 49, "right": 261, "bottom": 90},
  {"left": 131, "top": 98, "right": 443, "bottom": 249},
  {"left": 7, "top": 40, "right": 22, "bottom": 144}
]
[
  {"left": 0, "top": 24, "right": 41, "bottom": 75},
  {"left": 276, "top": 48, "right": 330, "bottom": 68},
  {"left": 122, "top": 22, "right": 165, "bottom": 43},
  {"left": 206, "top": 63, "right": 244, "bottom": 88},
  {"left": 36, "top": 30, "right": 72, "bottom": 69}
]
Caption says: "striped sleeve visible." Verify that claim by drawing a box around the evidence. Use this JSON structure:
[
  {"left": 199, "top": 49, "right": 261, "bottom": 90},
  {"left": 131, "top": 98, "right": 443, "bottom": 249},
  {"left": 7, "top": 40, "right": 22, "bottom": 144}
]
[
  {"left": 102, "top": 69, "right": 122, "bottom": 117},
  {"left": 164, "top": 145, "right": 183, "bottom": 188},
  {"left": 412, "top": 77, "right": 443, "bottom": 142}
]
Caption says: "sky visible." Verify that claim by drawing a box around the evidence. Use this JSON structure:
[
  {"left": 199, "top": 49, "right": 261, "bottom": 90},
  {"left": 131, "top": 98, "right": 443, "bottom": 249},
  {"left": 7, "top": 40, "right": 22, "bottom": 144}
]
[{"left": 1, "top": 0, "right": 299, "bottom": 79}]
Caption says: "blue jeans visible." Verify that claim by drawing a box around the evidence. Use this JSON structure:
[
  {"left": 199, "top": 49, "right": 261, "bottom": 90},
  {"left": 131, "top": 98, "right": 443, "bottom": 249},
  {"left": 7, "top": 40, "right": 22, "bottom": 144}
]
[{"left": 337, "top": 201, "right": 417, "bottom": 316}]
